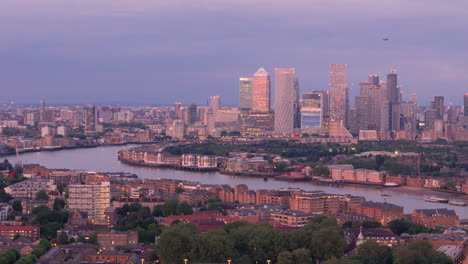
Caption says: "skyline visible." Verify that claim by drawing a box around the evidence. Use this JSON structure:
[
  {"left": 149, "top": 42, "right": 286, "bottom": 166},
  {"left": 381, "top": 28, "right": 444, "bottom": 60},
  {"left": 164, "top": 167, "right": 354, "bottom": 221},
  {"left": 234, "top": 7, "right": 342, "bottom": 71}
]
[{"left": 1, "top": 0, "right": 468, "bottom": 105}]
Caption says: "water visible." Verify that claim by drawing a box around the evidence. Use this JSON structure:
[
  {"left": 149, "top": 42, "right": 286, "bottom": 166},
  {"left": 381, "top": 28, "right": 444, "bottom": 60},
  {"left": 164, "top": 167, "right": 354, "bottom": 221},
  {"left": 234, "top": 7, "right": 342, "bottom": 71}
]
[{"left": 4, "top": 145, "right": 468, "bottom": 218}]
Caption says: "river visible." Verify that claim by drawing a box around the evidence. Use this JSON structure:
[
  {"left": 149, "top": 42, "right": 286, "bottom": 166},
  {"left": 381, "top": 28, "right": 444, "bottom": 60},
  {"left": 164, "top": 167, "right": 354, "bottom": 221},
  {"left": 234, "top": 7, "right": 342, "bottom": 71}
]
[{"left": 4, "top": 145, "right": 468, "bottom": 218}]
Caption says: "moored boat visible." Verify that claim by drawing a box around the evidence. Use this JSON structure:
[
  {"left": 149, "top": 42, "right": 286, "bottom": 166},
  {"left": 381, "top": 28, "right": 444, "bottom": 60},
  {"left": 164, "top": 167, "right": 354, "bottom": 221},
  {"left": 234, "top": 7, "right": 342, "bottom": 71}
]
[
  {"left": 448, "top": 200, "right": 467, "bottom": 206},
  {"left": 424, "top": 196, "right": 449, "bottom": 203}
]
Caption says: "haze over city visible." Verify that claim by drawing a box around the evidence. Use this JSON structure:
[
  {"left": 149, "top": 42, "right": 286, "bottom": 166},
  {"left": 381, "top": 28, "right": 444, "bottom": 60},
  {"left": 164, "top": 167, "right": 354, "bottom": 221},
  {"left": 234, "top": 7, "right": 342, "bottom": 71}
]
[{"left": 1, "top": 0, "right": 467, "bottom": 105}]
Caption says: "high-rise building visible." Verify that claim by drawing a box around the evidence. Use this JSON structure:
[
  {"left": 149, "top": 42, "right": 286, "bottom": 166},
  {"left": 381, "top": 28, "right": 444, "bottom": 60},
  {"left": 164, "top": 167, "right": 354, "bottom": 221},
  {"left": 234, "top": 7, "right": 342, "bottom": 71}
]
[
  {"left": 300, "top": 93, "right": 322, "bottom": 133},
  {"left": 251, "top": 67, "right": 271, "bottom": 113},
  {"left": 274, "top": 68, "right": 296, "bottom": 134},
  {"left": 68, "top": 181, "right": 110, "bottom": 222},
  {"left": 239, "top": 78, "right": 253, "bottom": 110},
  {"left": 433, "top": 96, "right": 444, "bottom": 120},
  {"left": 329, "top": 64, "right": 348, "bottom": 126},
  {"left": 387, "top": 71, "right": 399, "bottom": 104},
  {"left": 84, "top": 105, "right": 98, "bottom": 132},
  {"left": 368, "top": 75, "right": 379, "bottom": 86},
  {"left": 187, "top": 104, "right": 198, "bottom": 125},
  {"left": 174, "top": 102, "right": 182, "bottom": 119},
  {"left": 464, "top": 94, "right": 468, "bottom": 117}
]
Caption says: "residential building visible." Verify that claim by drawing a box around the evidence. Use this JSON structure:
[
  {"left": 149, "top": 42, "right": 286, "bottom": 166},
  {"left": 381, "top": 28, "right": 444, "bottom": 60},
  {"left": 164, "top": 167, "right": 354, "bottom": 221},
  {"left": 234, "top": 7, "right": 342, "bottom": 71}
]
[
  {"left": 411, "top": 209, "right": 459, "bottom": 228},
  {"left": 68, "top": 181, "right": 110, "bottom": 222}
]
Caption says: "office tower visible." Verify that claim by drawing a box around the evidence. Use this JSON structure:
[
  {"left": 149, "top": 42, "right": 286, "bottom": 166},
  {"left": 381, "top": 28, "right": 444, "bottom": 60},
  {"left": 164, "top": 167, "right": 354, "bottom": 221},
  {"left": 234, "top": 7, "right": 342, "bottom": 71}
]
[
  {"left": 173, "top": 102, "right": 182, "bottom": 119},
  {"left": 187, "top": 103, "right": 198, "bottom": 125},
  {"left": 239, "top": 77, "right": 253, "bottom": 110},
  {"left": 68, "top": 182, "right": 110, "bottom": 222},
  {"left": 368, "top": 75, "right": 379, "bottom": 86},
  {"left": 274, "top": 68, "right": 296, "bottom": 134},
  {"left": 464, "top": 94, "right": 468, "bottom": 117},
  {"left": 329, "top": 64, "right": 348, "bottom": 126},
  {"left": 359, "top": 81, "right": 386, "bottom": 130},
  {"left": 39, "top": 100, "right": 45, "bottom": 121},
  {"left": 210, "top": 96, "right": 220, "bottom": 113},
  {"left": 433, "top": 96, "right": 444, "bottom": 120},
  {"left": 312, "top": 90, "right": 330, "bottom": 133},
  {"left": 251, "top": 67, "right": 271, "bottom": 113},
  {"left": 300, "top": 93, "right": 322, "bottom": 133},
  {"left": 84, "top": 105, "right": 98, "bottom": 132},
  {"left": 387, "top": 70, "right": 399, "bottom": 104},
  {"left": 293, "top": 78, "right": 300, "bottom": 128},
  {"left": 424, "top": 108, "right": 438, "bottom": 130}
]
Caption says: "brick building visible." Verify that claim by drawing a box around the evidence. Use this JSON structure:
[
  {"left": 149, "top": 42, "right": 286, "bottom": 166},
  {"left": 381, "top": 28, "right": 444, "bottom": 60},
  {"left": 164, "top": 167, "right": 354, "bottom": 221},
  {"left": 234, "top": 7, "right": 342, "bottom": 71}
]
[
  {"left": 97, "top": 230, "right": 138, "bottom": 249},
  {"left": 348, "top": 201, "right": 403, "bottom": 224},
  {"left": 411, "top": 208, "right": 459, "bottom": 228},
  {"left": 0, "top": 225, "right": 40, "bottom": 241}
]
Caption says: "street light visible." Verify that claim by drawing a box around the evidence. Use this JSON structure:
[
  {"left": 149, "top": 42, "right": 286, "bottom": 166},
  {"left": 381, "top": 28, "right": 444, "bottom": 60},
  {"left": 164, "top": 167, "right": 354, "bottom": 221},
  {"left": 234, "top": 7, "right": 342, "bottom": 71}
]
[
  {"left": 227, "top": 260, "right": 232, "bottom": 264},
  {"left": 184, "top": 259, "right": 188, "bottom": 264},
  {"left": 266, "top": 260, "right": 271, "bottom": 264}
]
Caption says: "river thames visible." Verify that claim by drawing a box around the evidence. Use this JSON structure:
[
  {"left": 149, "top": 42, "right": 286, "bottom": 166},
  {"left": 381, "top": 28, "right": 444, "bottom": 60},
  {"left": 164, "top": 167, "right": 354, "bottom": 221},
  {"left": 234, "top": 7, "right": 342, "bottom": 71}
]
[{"left": 4, "top": 145, "right": 468, "bottom": 218}]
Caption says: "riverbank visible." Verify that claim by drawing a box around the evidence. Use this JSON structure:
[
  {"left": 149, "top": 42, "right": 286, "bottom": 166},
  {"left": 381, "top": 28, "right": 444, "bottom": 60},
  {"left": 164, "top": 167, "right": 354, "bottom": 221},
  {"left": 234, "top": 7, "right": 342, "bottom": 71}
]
[
  {"left": 119, "top": 157, "right": 220, "bottom": 172},
  {"left": 5, "top": 145, "right": 468, "bottom": 218}
]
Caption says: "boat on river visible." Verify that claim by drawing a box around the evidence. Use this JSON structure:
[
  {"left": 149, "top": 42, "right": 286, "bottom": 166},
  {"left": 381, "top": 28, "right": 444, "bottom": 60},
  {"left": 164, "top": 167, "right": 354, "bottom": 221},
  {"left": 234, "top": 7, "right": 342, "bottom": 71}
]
[
  {"left": 448, "top": 200, "right": 467, "bottom": 206},
  {"left": 424, "top": 196, "right": 449, "bottom": 203}
]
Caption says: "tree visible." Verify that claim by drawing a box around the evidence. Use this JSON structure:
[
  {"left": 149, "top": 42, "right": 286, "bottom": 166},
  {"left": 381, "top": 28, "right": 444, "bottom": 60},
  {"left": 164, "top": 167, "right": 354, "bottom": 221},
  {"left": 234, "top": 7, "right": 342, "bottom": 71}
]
[
  {"left": 156, "top": 223, "right": 198, "bottom": 264},
  {"left": 12, "top": 200, "right": 22, "bottom": 212},
  {"left": 175, "top": 187, "right": 185, "bottom": 194},
  {"left": 176, "top": 202, "right": 193, "bottom": 215},
  {"left": 56, "top": 183, "right": 64, "bottom": 194},
  {"left": 13, "top": 234, "right": 21, "bottom": 241},
  {"left": 35, "top": 191, "right": 49, "bottom": 201},
  {"left": 188, "top": 231, "right": 238, "bottom": 263},
  {"left": 361, "top": 221, "right": 382, "bottom": 228},
  {"left": 356, "top": 240, "right": 392, "bottom": 264},
  {"left": 58, "top": 231, "right": 69, "bottom": 245},
  {"left": 393, "top": 240, "right": 452, "bottom": 264},
  {"left": 53, "top": 198, "right": 66, "bottom": 211},
  {"left": 278, "top": 251, "right": 294, "bottom": 264},
  {"left": 326, "top": 258, "right": 361, "bottom": 264},
  {"left": 291, "top": 248, "right": 313, "bottom": 264},
  {"left": 161, "top": 200, "right": 178, "bottom": 216}
]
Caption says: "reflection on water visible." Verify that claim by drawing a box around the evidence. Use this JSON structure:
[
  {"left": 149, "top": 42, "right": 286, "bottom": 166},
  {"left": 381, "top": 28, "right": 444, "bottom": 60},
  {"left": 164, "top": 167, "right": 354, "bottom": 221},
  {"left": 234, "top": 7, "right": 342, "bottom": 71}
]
[{"left": 4, "top": 145, "right": 468, "bottom": 218}]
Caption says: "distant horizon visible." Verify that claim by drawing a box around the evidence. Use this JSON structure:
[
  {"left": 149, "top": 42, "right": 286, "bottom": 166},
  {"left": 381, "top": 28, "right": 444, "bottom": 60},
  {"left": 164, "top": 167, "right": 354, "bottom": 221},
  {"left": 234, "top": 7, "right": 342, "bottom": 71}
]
[{"left": 1, "top": 1, "right": 467, "bottom": 106}]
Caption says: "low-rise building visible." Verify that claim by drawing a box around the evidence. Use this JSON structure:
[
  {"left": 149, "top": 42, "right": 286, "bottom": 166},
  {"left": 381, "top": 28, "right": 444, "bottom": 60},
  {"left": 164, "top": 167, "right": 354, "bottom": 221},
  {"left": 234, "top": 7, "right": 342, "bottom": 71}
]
[
  {"left": 348, "top": 201, "right": 403, "bottom": 225},
  {"left": 270, "top": 210, "right": 311, "bottom": 227},
  {"left": 0, "top": 225, "right": 40, "bottom": 241},
  {"left": 97, "top": 230, "right": 138, "bottom": 249},
  {"left": 411, "top": 208, "right": 459, "bottom": 228},
  {"left": 4, "top": 178, "right": 56, "bottom": 199}
]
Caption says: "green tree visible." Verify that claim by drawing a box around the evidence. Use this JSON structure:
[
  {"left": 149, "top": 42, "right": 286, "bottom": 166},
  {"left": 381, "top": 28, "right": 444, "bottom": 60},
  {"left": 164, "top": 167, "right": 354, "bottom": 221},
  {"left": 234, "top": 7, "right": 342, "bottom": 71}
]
[
  {"left": 161, "top": 200, "right": 178, "bottom": 216},
  {"left": 326, "top": 258, "right": 361, "bottom": 264},
  {"left": 58, "top": 231, "right": 69, "bottom": 245},
  {"left": 12, "top": 200, "right": 22, "bottom": 212},
  {"left": 156, "top": 223, "right": 198, "bottom": 264},
  {"left": 278, "top": 251, "right": 294, "bottom": 264},
  {"left": 393, "top": 240, "right": 452, "bottom": 264},
  {"left": 175, "top": 187, "right": 185, "bottom": 194},
  {"left": 188, "top": 231, "right": 238, "bottom": 263},
  {"left": 291, "top": 248, "right": 313, "bottom": 264},
  {"left": 35, "top": 190, "right": 49, "bottom": 201},
  {"left": 53, "top": 198, "right": 66, "bottom": 211},
  {"left": 356, "top": 240, "right": 392, "bottom": 264},
  {"left": 176, "top": 202, "right": 194, "bottom": 215}
]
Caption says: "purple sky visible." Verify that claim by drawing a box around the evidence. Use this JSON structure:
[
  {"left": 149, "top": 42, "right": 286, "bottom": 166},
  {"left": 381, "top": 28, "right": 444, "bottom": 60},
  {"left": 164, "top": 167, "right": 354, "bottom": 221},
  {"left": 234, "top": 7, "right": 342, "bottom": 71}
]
[{"left": 1, "top": 0, "right": 467, "bottom": 106}]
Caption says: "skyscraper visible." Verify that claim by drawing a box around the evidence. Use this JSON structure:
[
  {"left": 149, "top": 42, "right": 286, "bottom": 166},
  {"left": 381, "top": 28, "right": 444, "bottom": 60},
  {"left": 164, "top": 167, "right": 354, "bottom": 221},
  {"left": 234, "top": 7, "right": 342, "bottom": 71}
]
[
  {"left": 387, "top": 71, "right": 399, "bottom": 104},
  {"left": 274, "top": 68, "right": 296, "bottom": 134},
  {"left": 329, "top": 64, "right": 348, "bottom": 126},
  {"left": 300, "top": 93, "right": 322, "bottom": 133},
  {"left": 84, "top": 105, "right": 98, "bottom": 132},
  {"left": 251, "top": 67, "right": 271, "bottom": 113},
  {"left": 464, "top": 94, "right": 468, "bottom": 117},
  {"left": 187, "top": 103, "right": 198, "bottom": 125},
  {"left": 239, "top": 77, "right": 253, "bottom": 110}
]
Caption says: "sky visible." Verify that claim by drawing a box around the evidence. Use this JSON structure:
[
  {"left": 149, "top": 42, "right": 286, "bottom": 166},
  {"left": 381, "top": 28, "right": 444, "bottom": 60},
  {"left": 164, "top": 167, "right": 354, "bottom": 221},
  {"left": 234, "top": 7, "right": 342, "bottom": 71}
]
[{"left": 1, "top": 0, "right": 467, "bottom": 106}]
